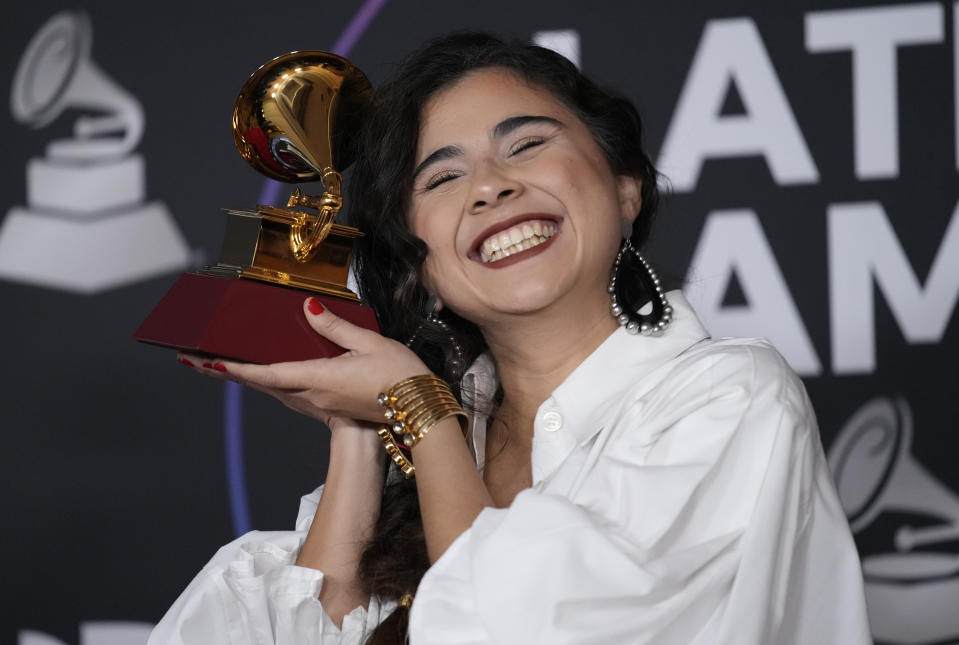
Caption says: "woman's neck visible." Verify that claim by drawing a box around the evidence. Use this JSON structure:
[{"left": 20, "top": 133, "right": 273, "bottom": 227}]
[{"left": 481, "top": 297, "right": 618, "bottom": 437}]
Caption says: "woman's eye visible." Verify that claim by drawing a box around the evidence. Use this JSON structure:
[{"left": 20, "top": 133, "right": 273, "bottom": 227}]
[
  {"left": 424, "top": 170, "right": 460, "bottom": 190},
  {"left": 509, "top": 137, "right": 546, "bottom": 156}
]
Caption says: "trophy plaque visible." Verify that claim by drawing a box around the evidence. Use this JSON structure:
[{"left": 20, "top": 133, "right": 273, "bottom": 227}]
[{"left": 134, "top": 51, "right": 378, "bottom": 364}]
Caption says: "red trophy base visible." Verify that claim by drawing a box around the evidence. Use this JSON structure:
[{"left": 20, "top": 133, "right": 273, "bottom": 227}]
[{"left": 133, "top": 273, "right": 379, "bottom": 364}]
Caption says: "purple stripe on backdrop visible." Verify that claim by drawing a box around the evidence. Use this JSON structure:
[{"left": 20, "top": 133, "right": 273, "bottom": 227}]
[
  {"left": 224, "top": 382, "right": 248, "bottom": 536},
  {"left": 332, "top": 0, "right": 389, "bottom": 56},
  {"left": 259, "top": 179, "right": 283, "bottom": 211},
  {"left": 224, "top": 0, "right": 389, "bottom": 538}
]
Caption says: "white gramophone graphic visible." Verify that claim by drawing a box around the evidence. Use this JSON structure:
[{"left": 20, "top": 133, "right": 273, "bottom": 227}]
[
  {"left": 829, "top": 396, "right": 959, "bottom": 645},
  {"left": 0, "top": 11, "right": 190, "bottom": 293}
]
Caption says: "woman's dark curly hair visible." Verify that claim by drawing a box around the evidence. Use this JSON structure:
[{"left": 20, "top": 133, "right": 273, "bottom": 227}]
[{"left": 346, "top": 32, "right": 661, "bottom": 644}]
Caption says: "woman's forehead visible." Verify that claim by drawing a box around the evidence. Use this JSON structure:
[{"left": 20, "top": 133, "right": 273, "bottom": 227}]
[{"left": 415, "top": 68, "right": 574, "bottom": 154}]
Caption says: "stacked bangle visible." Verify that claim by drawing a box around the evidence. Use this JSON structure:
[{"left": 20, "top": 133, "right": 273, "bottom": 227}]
[
  {"left": 377, "top": 427, "right": 415, "bottom": 478},
  {"left": 376, "top": 374, "right": 467, "bottom": 478}
]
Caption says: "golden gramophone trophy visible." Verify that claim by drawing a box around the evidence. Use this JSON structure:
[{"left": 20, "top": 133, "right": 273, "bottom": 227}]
[{"left": 134, "top": 52, "right": 378, "bottom": 363}]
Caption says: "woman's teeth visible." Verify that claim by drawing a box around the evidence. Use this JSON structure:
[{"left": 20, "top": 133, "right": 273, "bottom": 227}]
[{"left": 480, "top": 220, "right": 557, "bottom": 263}]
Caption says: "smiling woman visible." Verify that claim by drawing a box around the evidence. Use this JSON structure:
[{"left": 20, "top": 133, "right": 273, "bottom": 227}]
[
  {"left": 150, "top": 33, "right": 871, "bottom": 645},
  {"left": 409, "top": 69, "right": 636, "bottom": 333}
]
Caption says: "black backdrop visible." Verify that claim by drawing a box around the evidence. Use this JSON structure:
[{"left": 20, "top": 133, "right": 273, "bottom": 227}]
[{"left": 3, "top": 1, "right": 957, "bottom": 644}]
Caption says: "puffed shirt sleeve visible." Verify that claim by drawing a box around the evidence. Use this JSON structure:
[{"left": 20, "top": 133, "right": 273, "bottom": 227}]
[
  {"left": 409, "top": 341, "right": 871, "bottom": 645},
  {"left": 148, "top": 487, "right": 395, "bottom": 645}
]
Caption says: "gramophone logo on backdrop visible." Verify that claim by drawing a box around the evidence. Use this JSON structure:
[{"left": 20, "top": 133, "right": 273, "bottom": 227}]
[
  {"left": 829, "top": 397, "right": 959, "bottom": 645},
  {"left": 0, "top": 11, "right": 190, "bottom": 293}
]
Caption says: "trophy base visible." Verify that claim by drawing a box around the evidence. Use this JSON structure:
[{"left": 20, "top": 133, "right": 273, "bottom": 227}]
[
  {"left": 0, "top": 202, "right": 190, "bottom": 293},
  {"left": 133, "top": 272, "right": 379, "bottom": 364}
]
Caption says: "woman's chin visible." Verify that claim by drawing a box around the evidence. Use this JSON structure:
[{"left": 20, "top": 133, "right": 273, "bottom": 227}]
[{"left": 473, "top": 288, "right": 580, "bottom": 321}]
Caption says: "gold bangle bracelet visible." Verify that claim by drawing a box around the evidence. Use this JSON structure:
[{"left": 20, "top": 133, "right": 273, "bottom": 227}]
[
  {"left": 388, "top": 390, "right": 451, "bottom": 421},
  {"left": 377, "top": 427, "right": 415, "bottom": 478},
  {"left": 404, "top": 397, "right": 459, "bottom": 425},
  {"left": 408, "top": 403, "right": 465, "bottom": 433},
  {"left": 376, "top": 374, "right": 467, "bottom": 463},
  {"left": 397, "top": 406, "right": 466, "bottom": 447},
  {"left": 381, "top": 375, "right": 451, "bottom": 404},
  {"left": 408, "top": 408, "right": 467, "bottom": 447}
]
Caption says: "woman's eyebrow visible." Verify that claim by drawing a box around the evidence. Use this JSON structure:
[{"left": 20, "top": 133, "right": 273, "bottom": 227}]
[
  {"left": 491, "top": 115, "right": 562, "bottom": 139},
  {"left": 412, "top": 145, "right": 464, "bottom": 184},
  {"left": 412, "top": 116, "right": 563, "bottom": 184}
]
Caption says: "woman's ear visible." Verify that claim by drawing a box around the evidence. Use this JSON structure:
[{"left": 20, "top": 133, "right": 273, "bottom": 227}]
[{"left": 617, "top": 175, "right": 643, "bottom": 224}]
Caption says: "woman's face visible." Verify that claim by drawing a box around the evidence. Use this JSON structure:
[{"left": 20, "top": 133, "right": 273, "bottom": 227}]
[{"left": 408, "top": 68, "right": 641, "bottom": 328}]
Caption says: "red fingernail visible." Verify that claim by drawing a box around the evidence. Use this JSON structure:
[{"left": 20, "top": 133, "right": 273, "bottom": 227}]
[
  {"left": 202, "top": 362, "right": 213, "bottom": 369},
  {"left": 178, "top": 357, "right": 194, "bottom": 367},
  {"left": 307, "top": 297, "right": 324, "bottom": 315},
  {"left": 213, "top": 362, "right": 228, "bottom": 372}
]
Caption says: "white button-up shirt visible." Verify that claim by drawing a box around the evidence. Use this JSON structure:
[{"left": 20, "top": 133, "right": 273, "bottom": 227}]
[{"left": 149, "top": 292, "right": 871, "bottom": 645}]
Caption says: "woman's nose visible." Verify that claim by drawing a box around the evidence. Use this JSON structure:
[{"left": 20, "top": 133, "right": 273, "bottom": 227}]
[{"left": 469, "top": 166, "right": 522, "bottom": 212}]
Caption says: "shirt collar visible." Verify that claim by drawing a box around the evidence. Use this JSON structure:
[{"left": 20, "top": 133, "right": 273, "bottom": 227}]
[
  {"left": 548, "top": 290, "right": 710, "bottom": 447},
  {"left": 460, "top": 353, "right": 497, "bottom": 468},
  {"left": 460, "top": 291, "right": 710, "bottom": 468}
]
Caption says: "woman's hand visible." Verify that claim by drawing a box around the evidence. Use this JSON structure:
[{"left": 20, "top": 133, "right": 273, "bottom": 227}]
[
  {"left": 178, "top": 297, "right": 430, "bottom": 425},
  {"left": 179, "top": 297, "right": 495, "bottom": 563}
]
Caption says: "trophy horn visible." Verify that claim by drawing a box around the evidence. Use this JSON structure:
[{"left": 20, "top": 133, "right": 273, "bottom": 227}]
[{"left": 232, "top": 51, "right": 372, "bottom": 262}]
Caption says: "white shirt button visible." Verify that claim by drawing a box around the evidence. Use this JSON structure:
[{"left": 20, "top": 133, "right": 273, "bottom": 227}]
[
  {"left": 542, "top": 410, "right": 563, "bottom": 432},
  {"left": 533, "top": 480, "right": 545, "bottom": 491}
]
